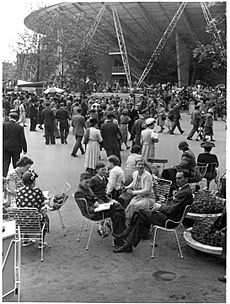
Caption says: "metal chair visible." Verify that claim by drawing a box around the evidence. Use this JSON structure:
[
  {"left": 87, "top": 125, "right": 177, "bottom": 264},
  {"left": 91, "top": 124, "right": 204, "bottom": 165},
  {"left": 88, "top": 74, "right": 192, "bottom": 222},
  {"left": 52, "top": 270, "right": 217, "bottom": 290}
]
[
  {"left": 7, "top": 208, "right": 46, "bottom": 262},
  {"left": 151, "top": 204, "right": 191, "bottom": 259},
  {"left": 74, "top": 196, "right": 114, "bottom": 250},
  {"left": 49, "top": 182, "right": 71, "bottom": 236}
]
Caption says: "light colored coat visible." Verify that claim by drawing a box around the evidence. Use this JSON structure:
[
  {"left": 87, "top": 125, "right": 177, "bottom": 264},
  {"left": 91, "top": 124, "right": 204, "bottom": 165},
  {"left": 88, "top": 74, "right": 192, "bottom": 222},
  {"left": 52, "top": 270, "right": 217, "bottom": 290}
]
[{"left": 141, "top": 127, "right": 158, "bottom": 162}]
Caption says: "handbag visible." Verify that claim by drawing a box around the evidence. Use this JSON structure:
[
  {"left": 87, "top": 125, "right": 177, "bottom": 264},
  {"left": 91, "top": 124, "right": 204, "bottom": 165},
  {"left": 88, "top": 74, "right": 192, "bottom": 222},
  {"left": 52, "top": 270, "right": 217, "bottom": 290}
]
[{"left": 83, "top": 128, "right": 90, "bottom": 145}]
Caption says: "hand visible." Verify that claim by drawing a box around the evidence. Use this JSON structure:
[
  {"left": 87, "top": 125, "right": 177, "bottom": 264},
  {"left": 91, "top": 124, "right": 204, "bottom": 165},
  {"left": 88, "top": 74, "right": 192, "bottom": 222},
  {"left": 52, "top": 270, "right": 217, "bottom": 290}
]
[
  {"left": 94, "top": 201, "right": 100, "bottom": 208},
  {"left": 126, "top": 189, "right": 133, "bottom": 195}
]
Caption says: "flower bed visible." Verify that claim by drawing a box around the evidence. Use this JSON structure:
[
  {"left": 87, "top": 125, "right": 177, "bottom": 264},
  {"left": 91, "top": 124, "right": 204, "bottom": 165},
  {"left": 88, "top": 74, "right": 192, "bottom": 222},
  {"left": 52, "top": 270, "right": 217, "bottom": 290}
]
[{"left": 188, "top": 191, "right": 225, "bottom": 214}]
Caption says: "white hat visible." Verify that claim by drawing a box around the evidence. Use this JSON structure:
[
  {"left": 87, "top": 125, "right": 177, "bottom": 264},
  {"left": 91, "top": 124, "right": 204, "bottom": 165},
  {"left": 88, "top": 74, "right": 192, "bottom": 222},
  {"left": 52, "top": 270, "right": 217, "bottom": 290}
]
[{"left": 146, "top": 118, "right": 156, "bottom": 125}]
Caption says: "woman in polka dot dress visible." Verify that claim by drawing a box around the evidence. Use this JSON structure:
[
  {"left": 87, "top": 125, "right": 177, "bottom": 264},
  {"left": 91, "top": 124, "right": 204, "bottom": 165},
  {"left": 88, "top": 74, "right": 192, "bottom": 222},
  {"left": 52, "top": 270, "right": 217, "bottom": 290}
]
[{"left": 16, "top": 170, "right": 49, "bottom": 248}]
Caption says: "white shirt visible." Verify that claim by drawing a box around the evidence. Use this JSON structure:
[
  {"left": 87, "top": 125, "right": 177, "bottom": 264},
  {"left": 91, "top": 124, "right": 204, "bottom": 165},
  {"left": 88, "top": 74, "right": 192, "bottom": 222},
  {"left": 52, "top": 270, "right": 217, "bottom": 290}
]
[{"left": 106, "top": 166, "right": 125, "bottom": 194}]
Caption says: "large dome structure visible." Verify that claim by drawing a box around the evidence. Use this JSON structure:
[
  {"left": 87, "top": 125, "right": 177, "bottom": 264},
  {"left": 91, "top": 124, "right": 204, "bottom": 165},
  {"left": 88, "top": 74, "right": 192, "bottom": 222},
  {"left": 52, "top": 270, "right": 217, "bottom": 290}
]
[{"left": 24, "top": 2, "right": 226, "bottom": 87}]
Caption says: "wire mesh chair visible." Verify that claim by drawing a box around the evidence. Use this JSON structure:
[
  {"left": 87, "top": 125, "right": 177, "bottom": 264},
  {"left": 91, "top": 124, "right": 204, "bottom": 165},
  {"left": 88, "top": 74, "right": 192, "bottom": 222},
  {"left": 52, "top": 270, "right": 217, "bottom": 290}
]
[
  {"left": 74, "top": 196, "right": 114, "bottom": 250},
  {"left": 7, "top": 208, "right": 46, "bottom": 262},
  {"left": 48, "top": 182, "right": 71, "bottom": 236},
  {"left": 152, "top": 177, "right": 172, "bottom": 204},
  {"left": 151, "top": 205, "right": 191, "bottom": 259}
]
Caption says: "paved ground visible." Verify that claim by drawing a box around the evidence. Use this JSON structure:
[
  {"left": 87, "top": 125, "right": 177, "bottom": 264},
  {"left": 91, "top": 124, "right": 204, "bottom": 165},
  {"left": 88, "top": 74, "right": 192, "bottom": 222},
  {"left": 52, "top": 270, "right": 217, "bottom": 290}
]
[{"left": 4, "top": 113, "right": 226, "bottom": 302}]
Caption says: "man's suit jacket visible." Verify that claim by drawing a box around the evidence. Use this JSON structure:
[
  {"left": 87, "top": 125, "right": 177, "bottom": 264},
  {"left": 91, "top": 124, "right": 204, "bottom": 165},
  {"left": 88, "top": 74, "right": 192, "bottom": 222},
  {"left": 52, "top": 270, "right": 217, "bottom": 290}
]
[
  {"left": 71, "top": 114, "right": 85, "bottom": 136},
  {"left": 159, "top": 183, "right": 193, "bottom": 222},
  {"left": 3, "top": 120, "right": 27, "bottom": 153},
  {"left": 90, "top": 174, "right": 109, "bottom": 203},
  {"left": 41, "top": 108, "right": 55, "bottom": 126},
  {"left": 101, "top": 120, "right": 121, "bottom": 151},
  {"left": 56, "top": 108, "right": 69, "bottom": 127},
  {"left": 132, "top": 117, "right": 146, "bottom": 146}
]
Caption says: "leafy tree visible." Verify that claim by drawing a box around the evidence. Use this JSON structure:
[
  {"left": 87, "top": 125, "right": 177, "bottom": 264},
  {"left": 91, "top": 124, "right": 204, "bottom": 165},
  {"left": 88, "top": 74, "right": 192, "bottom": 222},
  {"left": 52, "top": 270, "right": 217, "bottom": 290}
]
[{"left": 193, "top": 16, "right": 226, "bottom": 70}]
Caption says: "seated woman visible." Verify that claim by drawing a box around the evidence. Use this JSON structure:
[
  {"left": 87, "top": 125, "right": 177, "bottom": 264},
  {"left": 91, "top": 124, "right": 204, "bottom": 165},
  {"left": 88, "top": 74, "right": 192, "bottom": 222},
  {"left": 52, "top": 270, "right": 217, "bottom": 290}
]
[
  {"left": 75, "top": 172, "right": 126, "bottom": 247},
  {"left": 106, "top": 155, "right": 125, "bottom": 200},
  {"left": 125, "top": 156, "right": 156, "bottom": 226},
  {"left": 197, "top": 141, "right": 219, "bottom": 190},
  {"left": 16, "top": 170, "right": 49, "bottom": 248},
  {"left": 6, "top": 156, "right": 34, "bottom": 206},
  {"left": 91, "top": 162, "right": 110, "bottom": 237},
  {"left": 124, "top": 145, "right": 142, "bottom": 185}
]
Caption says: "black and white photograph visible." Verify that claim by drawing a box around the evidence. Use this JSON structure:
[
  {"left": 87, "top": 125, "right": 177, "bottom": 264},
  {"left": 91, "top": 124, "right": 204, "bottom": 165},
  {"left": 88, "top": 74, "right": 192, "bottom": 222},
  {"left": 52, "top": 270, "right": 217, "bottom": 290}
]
[{"left": 2, "top": 1, "right": 227, "bottom": 302}]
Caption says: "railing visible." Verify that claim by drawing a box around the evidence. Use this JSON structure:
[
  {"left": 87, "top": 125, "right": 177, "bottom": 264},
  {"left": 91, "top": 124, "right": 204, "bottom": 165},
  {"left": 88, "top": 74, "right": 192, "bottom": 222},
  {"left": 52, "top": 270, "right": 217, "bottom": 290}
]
[{"left": 112, "top": 67, "right": 125, "bottom": 73}]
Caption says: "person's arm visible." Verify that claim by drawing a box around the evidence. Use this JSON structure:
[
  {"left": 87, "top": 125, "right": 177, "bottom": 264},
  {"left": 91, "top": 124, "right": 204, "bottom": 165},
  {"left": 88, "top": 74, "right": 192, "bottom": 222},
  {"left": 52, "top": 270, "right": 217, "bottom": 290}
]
[
  {"left": 106, "top": 168, "right": 117, "bottom": 195},
  {"left": 20, "top": 127, "right": 27, "bottom": 154}
]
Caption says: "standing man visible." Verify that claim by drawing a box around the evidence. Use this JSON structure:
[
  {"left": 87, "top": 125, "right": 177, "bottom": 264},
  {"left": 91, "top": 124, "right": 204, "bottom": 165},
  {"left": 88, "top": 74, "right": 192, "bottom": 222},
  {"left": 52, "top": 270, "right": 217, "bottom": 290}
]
[
  {"left": 131, "top": 110, "right": 147, "bottom": 147},
  {"left": 71, "top": 107, "right": 85, "bottom": 157},
  {"left": 187, "top": 105, "right": 201, "bottom": 140},
  {"left": 41, "top": 102, "right": 55, "bottom": 145},
  {"left": 170, "top": 101, "right": 185, "bottom": 135},
  {"left": 3, "top": 112, "right": 27, "bottom": 177},
  {"left": 29, "top": 99, "right": 38, "bottom": 132},
  {"left": 56, "top": 103, "right": 70, "bottom": 144},
  {"left": 101, "top": 112, "right": 122, "bottom": 163}
]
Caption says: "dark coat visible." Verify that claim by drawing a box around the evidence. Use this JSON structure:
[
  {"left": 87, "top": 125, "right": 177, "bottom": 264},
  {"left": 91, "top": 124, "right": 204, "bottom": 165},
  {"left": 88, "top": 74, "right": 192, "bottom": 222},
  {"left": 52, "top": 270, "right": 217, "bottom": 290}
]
[
  {"left": 131, "top": 117, "right": 146, "bottom": 146},
  {"left": 3, "top": 120, "right": 27, "bottom": 154},
  {"left": 101, "top": 121, "right": 122, "bottom": 156},
  {"left": 41, "top": 108, "right": 55, "bottom": 127},
  {"left": 56, "top": 108, "right": 69, "bottom": 127},
  {"left": 90, "top": 175, "right": 109, "bottom": 203}
]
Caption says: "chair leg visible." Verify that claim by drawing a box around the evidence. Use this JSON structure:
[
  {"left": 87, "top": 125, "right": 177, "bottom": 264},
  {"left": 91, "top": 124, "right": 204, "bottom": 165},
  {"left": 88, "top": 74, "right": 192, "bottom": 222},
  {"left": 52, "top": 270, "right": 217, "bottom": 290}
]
[
  {"left": 151, "top": 227, "right": 158, "bottom": 258},
  {"left": 41, "top": 234, "right": 44, "bottom": 262},
  {"left": 57, "top": 210, "right": 66, "bottom": 236},
  {"left": 86, "top": 221, "right": 95, "bottom": 250},
  {"left": 174, "top": 230, "right": 183, "bottom": 259},
  {"left": 77, "top": 218, "right": 86, "bottom": 242}
]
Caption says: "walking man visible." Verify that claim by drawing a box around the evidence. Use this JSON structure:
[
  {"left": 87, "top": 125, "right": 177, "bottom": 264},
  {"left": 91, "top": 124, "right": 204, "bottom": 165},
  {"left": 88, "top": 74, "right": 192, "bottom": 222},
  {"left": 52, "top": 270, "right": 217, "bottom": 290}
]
[
  {"left": 56, "top": 103, "right": 70, "bottom": 144},
  {"left": 170, "top": 102, "right": 185, "bottom": 135},
  {"left": 41, "top": 102, "right": 55, "bottom": 145},
  {"left": 71, "top": 107, "right": 85, "bottom": 157},
  {"left": 187, "top": 105, "right": 201, "bottom": 140}
]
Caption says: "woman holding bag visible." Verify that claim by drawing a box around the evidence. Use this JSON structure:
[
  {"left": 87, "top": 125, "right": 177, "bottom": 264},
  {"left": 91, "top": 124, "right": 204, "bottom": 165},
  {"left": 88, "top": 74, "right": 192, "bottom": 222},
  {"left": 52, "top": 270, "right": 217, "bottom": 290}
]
[
  {"left": 84, "top": 118, "right": 103, "bottom": 176},
  {"left": 141, "top": 118, "right": 159, "bottom": 165}
]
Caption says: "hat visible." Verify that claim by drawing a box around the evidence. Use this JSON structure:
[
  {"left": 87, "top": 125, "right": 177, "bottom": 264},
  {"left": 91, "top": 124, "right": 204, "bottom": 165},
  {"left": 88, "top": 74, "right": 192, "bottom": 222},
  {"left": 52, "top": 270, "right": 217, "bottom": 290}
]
[
  {"left": 208, "top": 108, "right": 214, "bottom": 113},
  {"left": 200, "top": 141, "right": 215, "bottom": 149},
  {"left": 146, "top": 118, "right": 156, "bottom": 125},
  {"left": 178, "top": 141, "right": 189, "bottom": 150},
  {"left": 22, "top": 170, "right": 38, "bottom": 185}
]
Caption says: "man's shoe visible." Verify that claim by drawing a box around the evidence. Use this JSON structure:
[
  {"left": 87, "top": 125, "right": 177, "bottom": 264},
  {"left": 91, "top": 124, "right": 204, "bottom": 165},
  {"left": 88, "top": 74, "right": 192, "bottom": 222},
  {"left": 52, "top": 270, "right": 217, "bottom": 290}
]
[
  {"left": 81, "top": 151, "right": 85, "bottom": 155},
  {"left": 187, "top": 137, "right": 192, "bottom": 140},
  {"left": 211, "top": 139, "right": 215, "bottom": 142},
  {"left": 113, "top": 243, "right": 132, "bottom": 253},
  {"left": 181, "top": 130, "right": 185, "bottom": 134},
  {"left": 169, "top": 132, "right": 175, "bottom": 135},
  {"left": 71, "top": 153, "right": 77, "bottom": 157}
]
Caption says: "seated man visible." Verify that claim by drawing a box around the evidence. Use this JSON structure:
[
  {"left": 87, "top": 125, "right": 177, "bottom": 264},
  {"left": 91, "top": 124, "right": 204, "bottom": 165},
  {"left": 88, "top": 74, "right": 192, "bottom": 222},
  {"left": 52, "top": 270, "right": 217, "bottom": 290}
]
[
  {"left": 74, "top": 172, "right": 126, "bottom": 246},
  {"left": 197, "top": 141, "right": 219, "bottom": 190},
  {"left": 112, "top": 169, "right": 193, "bottom": 253}
]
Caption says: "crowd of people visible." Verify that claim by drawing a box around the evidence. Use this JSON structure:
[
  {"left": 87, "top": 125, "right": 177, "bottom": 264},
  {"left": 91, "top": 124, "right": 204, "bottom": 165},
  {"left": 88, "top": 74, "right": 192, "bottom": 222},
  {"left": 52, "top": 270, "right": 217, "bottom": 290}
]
[{"left": 2, "top": 82, "right": 225, "bottom": 253}]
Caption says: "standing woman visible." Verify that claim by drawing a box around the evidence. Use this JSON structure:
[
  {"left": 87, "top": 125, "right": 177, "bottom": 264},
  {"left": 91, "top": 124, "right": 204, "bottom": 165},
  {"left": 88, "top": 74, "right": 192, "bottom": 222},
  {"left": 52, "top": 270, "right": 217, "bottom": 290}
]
[
  {"left": 18, "top": 100, "right": 27, "bottom": 127},
  {"left": 119, "top": 109, "right": 131, "bottom": 150},
  {"left": 157, "top": 102, "right": 166, "bottom": 133},
  {"left": 141, "top": 118, "right": 159, "bottom": 164},
  {"left": 84, "top": 118, "right": 103, "bottom": 176},
  {"left": 50, "top": 101, "right": 61, "bottom": 139}
]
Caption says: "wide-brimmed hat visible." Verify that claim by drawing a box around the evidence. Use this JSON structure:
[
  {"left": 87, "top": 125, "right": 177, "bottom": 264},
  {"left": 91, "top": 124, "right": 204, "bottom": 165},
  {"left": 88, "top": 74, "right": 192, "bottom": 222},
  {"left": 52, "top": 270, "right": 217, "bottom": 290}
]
[
  {"left": 146, "top": 118, "right": 156, "bottom": 125},
  {"left": 178, "top": 141, "right": 189, "bottom": 150},
  {"left": 200, "top": 141, "right": 215, "bottom": 149}
]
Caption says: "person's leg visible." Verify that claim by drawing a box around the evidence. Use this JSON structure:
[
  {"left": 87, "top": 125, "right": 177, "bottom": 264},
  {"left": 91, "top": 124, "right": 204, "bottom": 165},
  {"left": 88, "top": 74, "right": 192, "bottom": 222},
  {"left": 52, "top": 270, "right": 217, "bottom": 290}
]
[
  {"left": 60, "top": 126, "right": 65, "bottom": 144},
  {"left": 79, "top": 136, "right": 85, "bottom": 154},
  {"left": 3, "top": 150, "right": 11, "bottom": 177},
  {"left": 71, "top": 135, "right": 80, "bottom": 156},
  {"left": 12, "top": 152, "right": 21, "bottom": 169},
  {"left": 44, "top": 126, "right": 49, "bottom": 144},
  {"left": 50, "top": 126, "right": 56, "bottom": 144},
  {"left": 187, "top": 125, "right": 198, "bottom": 139},
  {"left": 170, "top": 120, "right": 176, "bottom": 133},
  {"left": 64, "top": 126, "right": 69, "bottom": 143}
]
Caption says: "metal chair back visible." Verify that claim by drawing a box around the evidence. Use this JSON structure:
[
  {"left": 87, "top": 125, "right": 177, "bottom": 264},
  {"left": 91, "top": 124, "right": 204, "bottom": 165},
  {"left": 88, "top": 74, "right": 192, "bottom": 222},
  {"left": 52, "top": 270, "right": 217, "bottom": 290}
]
[{"left": 152, "top": 177, "right": 172, "bottom": 203}]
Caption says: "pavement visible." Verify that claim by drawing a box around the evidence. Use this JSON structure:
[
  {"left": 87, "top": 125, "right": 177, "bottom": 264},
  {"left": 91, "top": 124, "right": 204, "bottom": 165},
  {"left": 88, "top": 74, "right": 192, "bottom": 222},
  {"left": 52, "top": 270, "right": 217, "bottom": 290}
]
[{"left": 4, "top": 113, "right": 226, "bottom": 302}]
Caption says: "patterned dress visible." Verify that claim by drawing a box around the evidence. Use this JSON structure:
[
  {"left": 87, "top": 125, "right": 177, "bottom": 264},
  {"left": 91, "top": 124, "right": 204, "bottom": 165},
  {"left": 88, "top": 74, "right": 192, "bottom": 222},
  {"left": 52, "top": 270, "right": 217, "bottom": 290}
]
[{"left": 16, "top": 186, "right": 49, "bottom": 232}]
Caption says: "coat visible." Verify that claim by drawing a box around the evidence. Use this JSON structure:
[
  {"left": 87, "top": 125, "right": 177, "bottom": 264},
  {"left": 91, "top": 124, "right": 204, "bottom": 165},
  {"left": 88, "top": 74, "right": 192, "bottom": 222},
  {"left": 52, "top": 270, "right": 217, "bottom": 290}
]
[
  {"left": 56, "top": 108, "right": 69, "bottom": 128},
  {"left": 101, "top": 120, "right": 122, "bottom": 157},
  {"left": 71, "top": 114, "right": 85, "bottom": 137},
  {"left": 3, "top": 120, "right": 27, "bottom": 154},
  {"left": 41, "top": 108, "right": 55, "bottom": 127},
  {"left": 141, "top": 128, "right": 158, "bottom": 162}
]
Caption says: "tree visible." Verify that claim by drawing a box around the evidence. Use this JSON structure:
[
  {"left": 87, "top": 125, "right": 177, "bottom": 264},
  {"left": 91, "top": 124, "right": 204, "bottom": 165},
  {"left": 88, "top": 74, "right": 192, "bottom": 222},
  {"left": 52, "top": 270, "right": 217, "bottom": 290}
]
[{"left": 193, "top": 16, "right": 226, "bottom": 70}]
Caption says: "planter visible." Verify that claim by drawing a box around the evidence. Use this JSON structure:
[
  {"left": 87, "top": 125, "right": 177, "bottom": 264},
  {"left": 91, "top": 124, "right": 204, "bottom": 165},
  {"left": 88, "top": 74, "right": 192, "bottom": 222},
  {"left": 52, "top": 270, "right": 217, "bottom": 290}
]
[{"left": 183, "top": 227, "right": 222, "bottom": 256}]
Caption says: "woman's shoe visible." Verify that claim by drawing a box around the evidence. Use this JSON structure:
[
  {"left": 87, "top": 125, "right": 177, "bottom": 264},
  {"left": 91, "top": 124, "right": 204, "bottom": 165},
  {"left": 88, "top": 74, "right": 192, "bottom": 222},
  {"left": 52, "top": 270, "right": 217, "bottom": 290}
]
[
  {"left": 22, "top": 240, "right": 36, "bottom": 247},
  {"left": 113, "top": 242, "right": 133, "bottom": 253}
]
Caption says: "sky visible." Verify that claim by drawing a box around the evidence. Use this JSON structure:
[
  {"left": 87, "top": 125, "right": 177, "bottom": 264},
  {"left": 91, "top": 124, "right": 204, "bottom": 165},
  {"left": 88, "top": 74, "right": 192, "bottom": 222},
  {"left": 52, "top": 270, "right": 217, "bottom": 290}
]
[{"left": 1, "top": 0, "right": 71, "bottom": 62}]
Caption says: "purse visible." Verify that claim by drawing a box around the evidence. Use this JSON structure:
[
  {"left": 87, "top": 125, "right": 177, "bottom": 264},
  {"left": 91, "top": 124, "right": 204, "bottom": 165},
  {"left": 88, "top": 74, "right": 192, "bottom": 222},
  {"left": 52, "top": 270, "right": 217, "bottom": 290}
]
[{"left": 83, "top": 128, "right": 90, "bottom": 145}]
